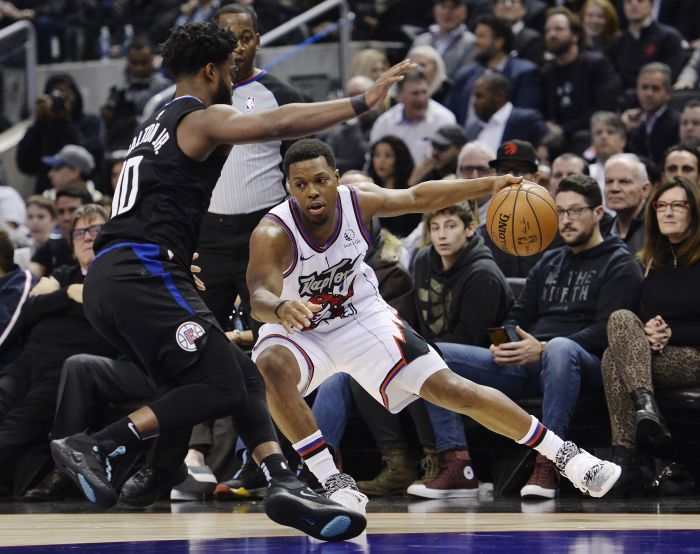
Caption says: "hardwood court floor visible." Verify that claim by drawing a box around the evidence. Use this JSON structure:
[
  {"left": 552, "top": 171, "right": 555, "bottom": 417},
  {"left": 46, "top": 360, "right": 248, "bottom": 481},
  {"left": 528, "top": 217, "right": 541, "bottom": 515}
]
[{"left": 1, "top": 495, "right": 700, "bottom": 552}]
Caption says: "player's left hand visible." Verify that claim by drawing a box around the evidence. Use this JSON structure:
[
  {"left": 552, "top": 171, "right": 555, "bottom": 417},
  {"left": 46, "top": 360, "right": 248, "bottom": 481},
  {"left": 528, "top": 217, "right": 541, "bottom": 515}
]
[
  {"left": 490, "top": 326, "right": 542, "bottom": 366},
  {"left": 277, "top": 299, "right": 322, "bottom": 333},
  {"left": 491, "top": 174, "right": 523, "bottom": 196},
  {"left": 191, "top": 252, "right": 205, "bottom": 291}
]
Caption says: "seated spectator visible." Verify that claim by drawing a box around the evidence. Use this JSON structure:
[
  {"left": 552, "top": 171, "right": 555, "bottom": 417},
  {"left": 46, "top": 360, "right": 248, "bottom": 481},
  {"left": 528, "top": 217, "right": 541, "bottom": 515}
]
[
  {"left": 541, "top": 7, "right": 621, "bottom": 140},
  {"left": 623, "top": 63, "right": 680, "bottom": 166},
  {"left": 0, "top": 205, "right": 117, "bottom": 490},
  {"left": 410, "top": 0, "right": 475, "bottom": 79},
  {"left": 587, "top": 111, "right": 627, "bottom": 190},
  {"left": 407, "top": 45, "right": 452, "bottom": 105},
  {"left": 580, "top": 0, "right": 620, "bottom": 51},
  {"left": 549, "top": 153, "right": 589, "bottom": 195},
  {"left": 679, "top": 100, "right": 700, "bottom": 146},
  {"left": 370, "top": 68, "right": 456, "bottom": 166},
  {"left": 410, "top": 174, "right": 642, "bottom": 500},
  {"left": 367, "top": 136, "right": 421, "bottom": 238},
  {"left": 16, "top": 74, "right": 102, "bottom": 194},
  {"left": 607, "top": 0, "right": 683, "bottom": 93},
  {"left": 42, "top": 145, "right": 103, "bottom": 203},
  {"left": 350, "top": 48, "right": 389, "bottom": 81},
  {"left": 0, "top": 230, "right": 35, "bottom": 356},
  {"left": 493, "top": 0, "right": 546, "bottom": 64},
  {"left": 318, "top": 76, "right": 377, "bottom": 174},
  {"left": 602, "top": 176, "right": 700, "bottom": 492},
  {"left": 661, "top": 144, "right": 700, "bottom": 185},
  {"left": 409, "top": 125, "right": 467, "bottom": 186},
  {"left": 119, "top": 37, "right": 173, "bottom": 116},
  {"left": 479, "top": 139, "right": 543, "bottom": 278},
  {"left": 30, "top": 188, "right": 92, "bottom": 278},
  {"left": 25, "top": 196, "right": 58, "bottom": 254},
  {"left": 456, "top": 140, "right": 496, "bottom": 225},
  {"left": 447, "top": 15, "right": 542, "bottom": 126},
  {"left": 23, "top": 354, "right": 157, "bottom": 501},
  {"left": 602, "top": 153, "right": 650, "bottom": 254},
  {"left": 466, "top": 74, "right": 547, "bottom": 152}
]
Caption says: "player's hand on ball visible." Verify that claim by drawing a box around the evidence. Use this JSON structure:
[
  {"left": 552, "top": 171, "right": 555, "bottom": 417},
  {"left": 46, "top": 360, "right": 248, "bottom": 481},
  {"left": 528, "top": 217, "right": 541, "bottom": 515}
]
[
  {"left": 278, "top": 300, "right": 322, "bottom": 333},
  {"left": 491, "top": 174, "right": 523, "bottom": 196}
]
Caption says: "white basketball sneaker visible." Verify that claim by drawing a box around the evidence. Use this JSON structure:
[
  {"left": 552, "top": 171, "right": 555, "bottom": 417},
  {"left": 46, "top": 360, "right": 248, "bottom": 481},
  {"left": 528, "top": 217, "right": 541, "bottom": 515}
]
[
  {"left": 555, "top": 442, "right": 621, "bottom": 498},
  {"left": 323, "top": 473, "right": 369, "bottom": 516}
]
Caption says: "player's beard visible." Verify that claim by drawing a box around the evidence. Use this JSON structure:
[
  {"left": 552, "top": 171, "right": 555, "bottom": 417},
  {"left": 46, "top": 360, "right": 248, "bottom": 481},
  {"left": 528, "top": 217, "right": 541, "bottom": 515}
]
[{"left": 213, "top": 75, "right": 232, "bottom": 105}]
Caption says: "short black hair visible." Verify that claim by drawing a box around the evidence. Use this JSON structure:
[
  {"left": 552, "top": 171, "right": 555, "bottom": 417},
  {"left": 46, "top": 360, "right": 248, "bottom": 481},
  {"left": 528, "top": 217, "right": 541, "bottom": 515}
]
[
  {"left": 283, "top": 138, "right": 336, "bottom": 176},
  {"left": 556, "top": 173, "right": 602, "bottom": 207},
  {"left": 128, "top": 35, "right": 153, "bottom": 53},
  {"left": 479, "top": 73, "right": 511, "bottom": 100},
  {"left": 475, "top": 15, "right": 514, "bottom": 54},
  {"left": 161, "top": 22, "right": 237, "bottom": 79},
  {"left": 663, "top": 142, "right": 700, "bottom": 166},
  {"left": 214, "top": 4, "right": 258, "bottom": 32},
  {"left": 56, "top": 187, "right": 93, "bottom": 206}
]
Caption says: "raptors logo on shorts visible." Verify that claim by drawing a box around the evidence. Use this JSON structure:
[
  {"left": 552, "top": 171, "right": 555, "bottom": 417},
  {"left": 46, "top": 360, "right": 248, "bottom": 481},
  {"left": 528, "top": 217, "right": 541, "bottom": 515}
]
[{"left": 176, "top": 321, "right": 205, "bottom": 352}]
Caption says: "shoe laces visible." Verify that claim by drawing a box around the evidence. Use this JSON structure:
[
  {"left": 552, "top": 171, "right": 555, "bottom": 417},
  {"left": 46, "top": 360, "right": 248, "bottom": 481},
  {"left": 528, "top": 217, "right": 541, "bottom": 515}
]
[
  {"left": 420, "top": 454, "right": 440, "bottom": 482},
  {"left": 323, "top": 473, "right": 359, "bottom": 497}
]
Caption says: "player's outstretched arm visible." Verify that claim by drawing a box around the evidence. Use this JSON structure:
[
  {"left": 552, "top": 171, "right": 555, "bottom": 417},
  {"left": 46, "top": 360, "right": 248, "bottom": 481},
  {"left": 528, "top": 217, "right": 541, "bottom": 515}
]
[
  {"left": 353, "top": 175, "right": 523, "bottom": 220},
  {"left": 204, "top": 60, "right": 415, "bottom": 145}
]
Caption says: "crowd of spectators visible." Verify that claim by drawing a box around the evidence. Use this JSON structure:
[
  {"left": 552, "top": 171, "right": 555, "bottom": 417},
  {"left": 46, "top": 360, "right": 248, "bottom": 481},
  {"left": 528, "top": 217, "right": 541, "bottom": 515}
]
[{"left": 1, "top": 0, "right": 700, "bottom": 504}]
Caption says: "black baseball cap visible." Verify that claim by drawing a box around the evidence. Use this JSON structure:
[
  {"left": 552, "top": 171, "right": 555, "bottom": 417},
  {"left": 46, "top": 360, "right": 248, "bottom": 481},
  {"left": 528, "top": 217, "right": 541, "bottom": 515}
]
[
  {"left": 489, "top": 140, "right": 538, "bottom": 172},
  {"left": 430, "top": 124, "right": 468, "bottom": 148}
]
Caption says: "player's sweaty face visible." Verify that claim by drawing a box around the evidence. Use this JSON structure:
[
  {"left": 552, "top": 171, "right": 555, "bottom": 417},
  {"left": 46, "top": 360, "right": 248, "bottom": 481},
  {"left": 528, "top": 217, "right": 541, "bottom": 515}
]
[{"left": 288, "top": 156, "right": 339, "bottom": 225}]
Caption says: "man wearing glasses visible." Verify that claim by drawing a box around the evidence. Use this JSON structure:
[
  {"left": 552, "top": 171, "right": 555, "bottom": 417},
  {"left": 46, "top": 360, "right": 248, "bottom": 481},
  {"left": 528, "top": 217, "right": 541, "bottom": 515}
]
[
  {"left": 0, "top": 204, "right": 118, "bottom": 494},
  {"left": 412, "top": 174, "right": 642, "bottom": 501}
]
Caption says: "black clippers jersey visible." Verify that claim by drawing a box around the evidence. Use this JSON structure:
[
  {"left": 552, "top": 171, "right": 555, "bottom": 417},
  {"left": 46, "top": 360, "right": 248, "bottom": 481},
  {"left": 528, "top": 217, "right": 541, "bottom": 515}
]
[{"left": 96, "top": 96, "right": 227, "bottom": 266}]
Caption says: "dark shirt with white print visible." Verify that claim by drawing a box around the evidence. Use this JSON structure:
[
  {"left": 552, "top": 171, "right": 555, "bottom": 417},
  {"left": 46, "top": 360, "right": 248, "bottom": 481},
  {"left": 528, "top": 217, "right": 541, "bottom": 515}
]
[{"left": 505, "top": 236, "right": 643, "bottom": 356}]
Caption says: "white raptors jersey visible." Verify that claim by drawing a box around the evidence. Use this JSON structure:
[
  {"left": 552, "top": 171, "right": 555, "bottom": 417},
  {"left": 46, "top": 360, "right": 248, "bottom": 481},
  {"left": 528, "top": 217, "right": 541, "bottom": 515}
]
[{"left": 264, "top": 185, "right": 392, "bottom": 332}]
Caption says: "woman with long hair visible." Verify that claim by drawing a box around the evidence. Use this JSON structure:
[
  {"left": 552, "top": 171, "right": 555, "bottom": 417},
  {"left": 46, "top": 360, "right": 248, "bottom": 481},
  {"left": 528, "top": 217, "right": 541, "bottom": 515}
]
[
  {"left": 406, "top": 45, "right": 451, "bottom": 105},
  {"left": 580, "top": 0, "right": 620, "bottom": 51},
  {"left": 601, "top": 176, "right": 700, "bottom": 489},
  {"left": 367, "top": 136, "right": 420, "bottom": 237}
]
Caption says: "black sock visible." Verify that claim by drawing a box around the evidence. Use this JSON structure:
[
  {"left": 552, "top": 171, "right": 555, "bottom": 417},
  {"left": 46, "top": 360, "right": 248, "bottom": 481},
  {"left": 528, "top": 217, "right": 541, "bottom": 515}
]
[
  {"left": 91, "top": 417, "right": 142, "bottom": 456},
  {"left": 259, "top": 453, "right": 295, "bottom": 483}
]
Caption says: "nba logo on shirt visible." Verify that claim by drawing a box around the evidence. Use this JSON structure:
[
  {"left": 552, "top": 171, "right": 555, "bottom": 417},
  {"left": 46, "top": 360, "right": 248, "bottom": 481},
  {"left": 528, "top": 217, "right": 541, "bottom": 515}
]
[
  {"left": 176, "top": 321, "right": 205, "bottom": 352},
  {"left": 245, "top": 97, "right": 256, "bottom": 113}
]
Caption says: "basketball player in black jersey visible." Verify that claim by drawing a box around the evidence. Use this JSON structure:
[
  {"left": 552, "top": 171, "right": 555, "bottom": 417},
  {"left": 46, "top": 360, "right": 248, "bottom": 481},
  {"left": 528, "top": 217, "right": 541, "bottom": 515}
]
[{"left": 49, "top": 21, "right": 412, "bottom": 542}]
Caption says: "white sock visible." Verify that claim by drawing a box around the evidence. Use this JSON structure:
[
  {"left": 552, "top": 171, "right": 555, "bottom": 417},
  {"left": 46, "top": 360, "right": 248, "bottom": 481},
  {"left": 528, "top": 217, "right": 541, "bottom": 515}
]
[
  {"left": 515, "top": 415, "right": 565, "bottom": 462},
  {"left": 292, "top": 430, "right": 339, "bottom": 485}
]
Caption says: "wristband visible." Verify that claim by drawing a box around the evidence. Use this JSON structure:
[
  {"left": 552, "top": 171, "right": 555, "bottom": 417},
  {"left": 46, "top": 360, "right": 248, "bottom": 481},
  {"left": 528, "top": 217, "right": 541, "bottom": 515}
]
[
  {"left": 274, "top": 300, "right": 289, "bottom": 320},
  {"left": 350, "top": 94, "right": 369, "bottom": 116}
]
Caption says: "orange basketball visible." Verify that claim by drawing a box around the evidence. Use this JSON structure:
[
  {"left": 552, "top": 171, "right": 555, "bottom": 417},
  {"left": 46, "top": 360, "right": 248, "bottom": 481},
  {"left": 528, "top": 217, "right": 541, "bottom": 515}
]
[{"left": 485, "top": 182, "right": 558, "bottom": 256}]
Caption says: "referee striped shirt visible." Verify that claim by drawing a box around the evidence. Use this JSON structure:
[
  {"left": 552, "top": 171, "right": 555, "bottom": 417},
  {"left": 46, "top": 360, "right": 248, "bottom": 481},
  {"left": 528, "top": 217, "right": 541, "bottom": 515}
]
[{"left": 208, "top": 71, "right": 304, "bottom": 215}]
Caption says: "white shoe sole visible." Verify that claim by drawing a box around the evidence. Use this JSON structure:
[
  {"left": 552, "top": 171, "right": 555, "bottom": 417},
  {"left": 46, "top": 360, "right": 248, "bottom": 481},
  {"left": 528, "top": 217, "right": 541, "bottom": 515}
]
[
  {"left": 406, "top": 483, "right": 478, "bottom": 499},
  {"left": 520, "top": 483, "right": 557, "bottom": 499},
  {"left": 327, "top": 488, "right": 368, "bottom": 515}
]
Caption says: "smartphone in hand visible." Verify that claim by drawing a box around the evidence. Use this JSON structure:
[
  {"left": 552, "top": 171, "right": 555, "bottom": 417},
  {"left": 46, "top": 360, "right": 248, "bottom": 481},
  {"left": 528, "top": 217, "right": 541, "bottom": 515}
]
[{"left": 487, "top": 326, "right": 520, "bottom": 346}]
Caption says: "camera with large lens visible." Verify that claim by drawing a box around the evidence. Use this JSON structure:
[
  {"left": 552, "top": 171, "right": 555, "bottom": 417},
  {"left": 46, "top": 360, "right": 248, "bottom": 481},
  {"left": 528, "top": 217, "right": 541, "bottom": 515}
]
[{"left": 49, "top": 90, "right": 67, "bottom": 113}]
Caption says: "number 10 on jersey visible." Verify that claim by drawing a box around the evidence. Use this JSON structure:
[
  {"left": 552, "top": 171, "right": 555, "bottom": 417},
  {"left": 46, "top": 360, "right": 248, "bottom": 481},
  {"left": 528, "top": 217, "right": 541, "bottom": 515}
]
[{"left": 112, "top": 156, "right": 143, "bottom": 216}]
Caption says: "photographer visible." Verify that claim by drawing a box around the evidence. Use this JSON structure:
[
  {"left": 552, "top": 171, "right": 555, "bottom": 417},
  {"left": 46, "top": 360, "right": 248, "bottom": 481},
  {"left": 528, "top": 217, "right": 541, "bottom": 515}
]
[{"left": 16, "top": 74, "right": 102, "bottom": 194}]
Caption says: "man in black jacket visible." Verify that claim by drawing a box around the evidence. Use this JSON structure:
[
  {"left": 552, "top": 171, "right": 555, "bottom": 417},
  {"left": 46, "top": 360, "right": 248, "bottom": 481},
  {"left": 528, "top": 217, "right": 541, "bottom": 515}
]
[
  {"left": 0, "top": 205, "right": 117, "bottom": 492},
  {"left": 607, "top": 0, "right": 683, "bottom": 92},
  {"left": 623, "top": 62, "right": 680, "bottom": 166},
  {"left": 409, "top": 174, "right": 642, "bottom": 500},
  {"left": 540, "top": 8, "right": 621, "bottom": 140}
]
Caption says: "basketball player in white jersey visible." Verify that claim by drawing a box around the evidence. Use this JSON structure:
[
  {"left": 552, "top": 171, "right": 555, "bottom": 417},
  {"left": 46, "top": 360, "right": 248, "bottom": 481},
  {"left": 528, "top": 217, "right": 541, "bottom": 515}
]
[{"left": 247, "top": 138, "right": 622, "bottom": 514}]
